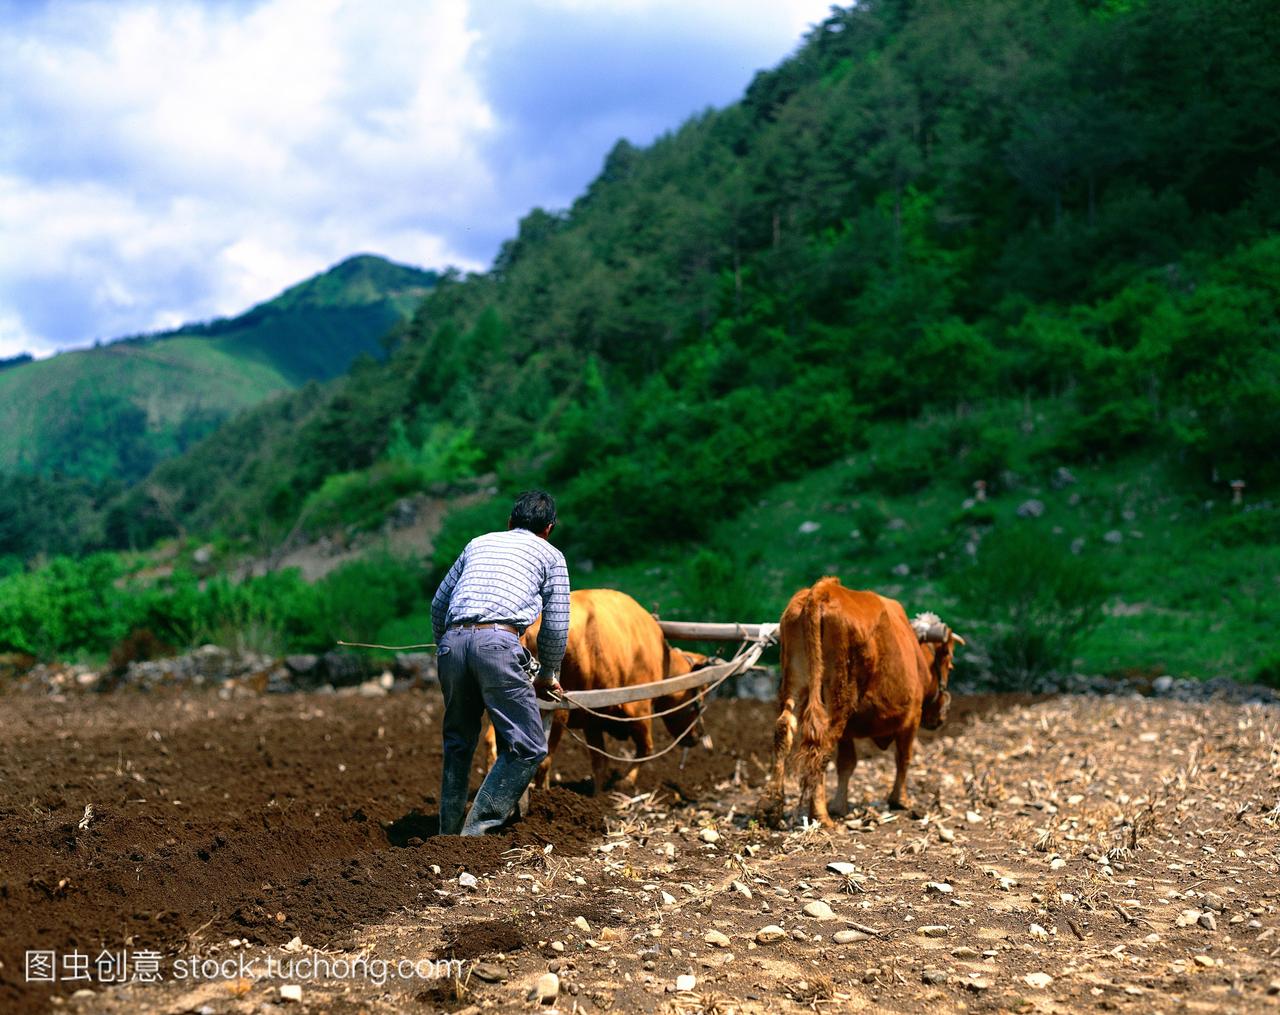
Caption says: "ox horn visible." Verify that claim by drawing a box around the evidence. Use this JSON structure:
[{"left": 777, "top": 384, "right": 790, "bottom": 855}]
[{"left": 951, "top": 632, "right": 966, "bottom": 646}]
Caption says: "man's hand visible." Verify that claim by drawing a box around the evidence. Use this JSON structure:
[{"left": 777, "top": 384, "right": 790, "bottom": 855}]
[{"left": 534, "top": 670, "right": 562, "bottom": 699}]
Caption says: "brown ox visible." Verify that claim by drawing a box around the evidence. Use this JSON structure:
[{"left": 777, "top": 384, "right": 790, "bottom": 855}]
[
  {"left": 759, "top": 577, "right": 962, "bottom": 826},
  {"left": 480, "top": 588, "right": 711, "bottom": 794}
]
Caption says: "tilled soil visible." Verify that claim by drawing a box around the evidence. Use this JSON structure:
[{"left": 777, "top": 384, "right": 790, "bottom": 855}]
[
  {"left": 0, "top": 689, "right": 613, "bottom": 1014},
  {"left": 3, "top": 687, "right": 1279, "bottom": 1013}
]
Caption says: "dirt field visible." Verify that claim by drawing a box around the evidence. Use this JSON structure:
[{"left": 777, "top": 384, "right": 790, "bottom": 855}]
[{"left": 3, "top": 685, "right": 1278, "bottom": 1014}]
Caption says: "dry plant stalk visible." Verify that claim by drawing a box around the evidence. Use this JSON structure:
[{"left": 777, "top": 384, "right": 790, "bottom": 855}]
[{"left": 788, "top": 972, "right": 836, "bottom": 1006}]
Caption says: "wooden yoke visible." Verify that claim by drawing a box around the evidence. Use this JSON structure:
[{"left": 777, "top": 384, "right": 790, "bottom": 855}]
[{"left": 656, "top": 621, "right": 779, "bottom": 643}]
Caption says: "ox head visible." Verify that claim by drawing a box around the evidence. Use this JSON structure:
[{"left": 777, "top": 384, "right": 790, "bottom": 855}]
[
  {"left": 911, "top": 612, "right": 964, "bottom": 731},
  {"left": 660, "top": 650, "right": 715, "bottom": 753}
]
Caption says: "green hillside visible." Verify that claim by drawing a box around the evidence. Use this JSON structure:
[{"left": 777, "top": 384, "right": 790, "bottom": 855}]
[
  {"left": 113, "top": 0, "right": 1278, "bottom": 543},
  {"left": 0, "top": 338, "right": 290, "bottom": 482},
  {"left": 3, "top": 0, "right": 1278, "bottom": 685},
  {"left": 408, "top": 400, "right": 1279, "bottom": 683},
  {"left": 0, "top": 354, "right": 32, "bottom": 373},
  {"left": 0, "top": 255, "right": 435, "bottom": 484}
]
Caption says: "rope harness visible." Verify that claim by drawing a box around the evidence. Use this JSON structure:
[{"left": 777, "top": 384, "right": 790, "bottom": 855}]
[
  {"left": 545, "top": 638, "right": 762, "bottom": 765},
  {"left": 337, "top": 626, "right": 777, "bottom": 767},
  {"left": 545, "top": 653, "right": 733, "bottom": 724},
  {"left": 556, "top": 705, "right": 710, "bottom": 765}
]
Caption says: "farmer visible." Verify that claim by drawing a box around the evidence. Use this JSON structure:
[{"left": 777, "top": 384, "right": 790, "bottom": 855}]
[{"left": 431, "top": 490, "right": 570, "bottom": 835}]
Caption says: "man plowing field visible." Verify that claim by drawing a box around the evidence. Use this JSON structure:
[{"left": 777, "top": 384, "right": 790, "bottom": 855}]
[{"left": 430, "top": 490, "right": 570, "bottom": 836}]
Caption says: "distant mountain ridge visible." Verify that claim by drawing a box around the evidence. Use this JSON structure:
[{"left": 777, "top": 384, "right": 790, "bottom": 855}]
[{"left": 0, "top": 254, "right": 437, "bottom": 483}]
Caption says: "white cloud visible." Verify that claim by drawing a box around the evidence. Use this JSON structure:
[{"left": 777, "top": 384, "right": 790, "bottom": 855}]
[
  {"left": 0, "top": 310, "right": 47, "bottom": 360},
  {"left": 534, "top": 0, "right": 824, "bottom": 30},
  {"left": 0, "top": 0, "right": 832, "bottom": 354},
  {"left": 0, "top": 0, "right": 493, "bottom": 350}
]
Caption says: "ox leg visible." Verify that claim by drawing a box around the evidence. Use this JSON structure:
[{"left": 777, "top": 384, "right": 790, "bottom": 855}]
[
  {"left": 758, "top": 698, "right": 797, "bottom": 827},
  {"left": 585, "top": 723, "right": 611, "bottom": 796},
  {"left": 830, "top": 735, "right": 857, "bottom": 818},
  {"left": 802, "top": 745, "right": 834, "bottom": 827},
  {"left": 621, "top": 720, "right": 653, "bottom": 790},
  {"left": 534, "top": 713, "right": 566, "bottom": 790},
  {"left": 888, "top": 728, "right": 917, "bottom": 810},
  {"left": 795, "top": 687, "right": 834, "bottom": 827}
]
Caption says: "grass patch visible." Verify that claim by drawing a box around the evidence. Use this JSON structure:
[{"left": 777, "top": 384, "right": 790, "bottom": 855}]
[{"left": 579, "top": 400, "right": 1278, "bottom": 682}]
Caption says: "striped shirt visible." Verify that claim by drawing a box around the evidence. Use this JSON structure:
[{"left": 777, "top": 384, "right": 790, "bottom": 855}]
[{"left": 430, "top": 528, "right": 571, "bottom": 674}]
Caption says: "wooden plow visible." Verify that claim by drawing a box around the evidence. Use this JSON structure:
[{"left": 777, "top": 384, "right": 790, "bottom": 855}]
[
  {"left": 535, "top": 620, "right": 779, "bottom": 714},
  {"left": 518, "top": 618, "right": 780, "bottom": 784}
]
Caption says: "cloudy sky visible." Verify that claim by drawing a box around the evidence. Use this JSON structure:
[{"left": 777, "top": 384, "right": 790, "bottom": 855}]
[{"left": 0, "top": 0, "right": 834, "bottom": 358}]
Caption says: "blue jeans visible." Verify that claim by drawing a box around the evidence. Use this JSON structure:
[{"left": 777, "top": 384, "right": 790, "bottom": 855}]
[{"left": 437, "top": 627, "right": 548, "bottom": 836}]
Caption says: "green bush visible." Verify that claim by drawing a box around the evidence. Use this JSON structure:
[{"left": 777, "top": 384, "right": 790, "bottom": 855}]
[
  {"left": 385, "top": 418, "right": 484, "bottom": 482},
  {"left": 0, "top": 555, "right": 132, "bottom": 658},
  {"left": 298, "top": 420, "right": 484, "bottom": 536},
  {"left": 956, "top": 428, "right": 1015, "bottom": 492},
  {"left": 1055, "top": 400, "right": 1156, "bottom": 462},
  {"left": 862, "top": 454, "right": 936, "bottom": 497},
  {"left": 1207, "top": 508, "right": 1280, "bottom": 548},
  {"left": 299, "top": 463, "right": 423, "bottom": 533},
  {"left": 430, "top": 498, "right": 513, "bottom": 575},
  {"left": 0, "top": 550, "right": 430, "bottom": 661},
  {"left": 678, "top": 546, "right": 764, "bottom": 623},
  {"left": 948, "top": 525, "right": 1107, "bottom": 687},
  {"left": 305, "top": 554, "right": 426, "bottom": 649},
  {"left": 952, "top": 502, "right": 997, "bottom": 529},
  {"left": 852, "top": 502, "right": 890, "bottom": 548},
  {"left": 1254, "top": 654, "right": 1280, "bottom": 689}
]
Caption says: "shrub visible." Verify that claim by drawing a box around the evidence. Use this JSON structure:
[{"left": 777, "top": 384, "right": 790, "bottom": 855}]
[
  {"left": 679, "top": 546, "right": 764, "bottom": 623},
  {"left": 956, "top": 428, "right": 1015, "bottom": 492},
  {"left": 386, "top": 418, "right": 484, "bottom": 482},
  {"left": 172, "top": 570, "right": 302, "bottom": 658},
  {"left": 862, "top": 454, "right": 935, "bottom": 497},
  {"left": 1055, "top": 400, "right": 1156, "bottom": 462},
  {"left": 1207, "top": 507, "right": 1280, "bottom": 548},
  {"left": 299, "top": 420, "right": 484, "bottom": 537},
  {"left": 1254, "top": 654, "right": 1280, "bottom": 689},
  {"left": 306, "top": 554, "right": 425, "bottom": 649},
  {"left": 299, "top": 461, "right": 425, "bottom": 534},
  {"left": 952, "top": 502, "right": 997, "bottom": 529},
  {"left": 430, "top": 498, "right": 512, "bottom": 575},
  {"left": 948, "top": 524, "right": 1107, "bottom": 687},
  {"left": 852, "top": 502, "right": 890, "bottom": 548},
  {"left": 0, "top": 554, "right": 132, "bottom": 658}
]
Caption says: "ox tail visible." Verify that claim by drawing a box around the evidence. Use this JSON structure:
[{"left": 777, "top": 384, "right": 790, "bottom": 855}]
[{"left": 799, "top": 590, "right": 828, "bottom": 752}]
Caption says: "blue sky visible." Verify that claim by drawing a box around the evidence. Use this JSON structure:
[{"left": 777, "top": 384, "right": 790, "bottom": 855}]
[{"left": 0, "top": 0, "right": 835, "bottom": 357}]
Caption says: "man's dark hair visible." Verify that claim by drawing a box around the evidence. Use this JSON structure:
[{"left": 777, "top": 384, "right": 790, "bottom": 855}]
[{"left": 510, "top": 490, "right": 557, "bottom": 533}]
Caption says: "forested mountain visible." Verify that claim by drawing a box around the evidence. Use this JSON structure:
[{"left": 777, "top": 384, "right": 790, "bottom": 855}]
[
  {"left": 0, "top": 254, "right": 435, "bottom": 485},
  {"left": 0, "top": 354, "right": 33, "bottom": 373},
  {"left": 3, "top": 0, "right": 1278, "bottom": 683},
  {"left": 110, "top": 0, "right": 1279, "bottom": 562}
]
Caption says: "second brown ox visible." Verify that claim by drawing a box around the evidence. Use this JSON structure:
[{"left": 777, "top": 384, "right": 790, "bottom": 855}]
[
  {"left": 481, "top": 588, "right": 711, "bottom": 794},
  {"left": 759, "top": 576, "right": 962, "bottom": 826}
]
